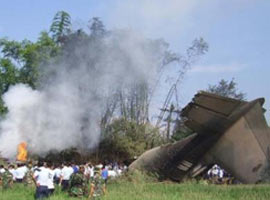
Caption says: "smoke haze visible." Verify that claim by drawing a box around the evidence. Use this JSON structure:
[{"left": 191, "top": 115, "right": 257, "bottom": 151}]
[{"left": 0, "top": 30, "right": 165, "bottom": 159}]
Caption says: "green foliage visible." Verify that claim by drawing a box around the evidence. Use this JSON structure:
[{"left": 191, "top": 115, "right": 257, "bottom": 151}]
[
  {"left": 171, "top": 118, "right": 193, "bottom": 141},
  {"left": 20, "top": 31, "right": 60, "bottom": 88},
  {"left": 207, "top": 78, "right": 246, "bottom": 100},
  {"left": 0, "top": 58, "right": 19, "bottom": 113},
  {"left": 50, "top": 11, "right": 71, "bottom": 42},
  {"left": 0, "top": 34, "right": 58, "bottom": 115},
  {"left": 0, "top": 11, "right": 206, "bottom": 162},
  {"left": 0, "top": 58, "right": 20, "bottom": 92},
  {"left": 106, "top": 181, "right": 270, "bottom": 200},
  {"left": 2, "top": 181, "right": 270, "bottom": 200},
  {"left": 0, "top": 98, "right": 7, "bottom": 114},
  {"left": 0, "top": 39, "right": 24, "bottom": 62},
  {"left": 0, "top": 11, "right": 166, "bottom": 160},
  {"left": 99, "top": 118, "right": 164, "bottom": 161},
  {"left": 0, "top": 31, "right": 59, "bottom": 114},
  {"left": 0, "top": 56, "right": 21, "bottom": 114},
  {"left": 35, "top": 31, "right": 60, "bottom": 63},
  {"left": 0, "top": 32, "right": 59, "bottom": 89},
  {"left": 114, "top": 169, "right": 159, "bottom": 184}
]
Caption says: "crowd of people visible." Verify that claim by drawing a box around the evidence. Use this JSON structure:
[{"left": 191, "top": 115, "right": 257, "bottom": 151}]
[
  {"left": 0, "top": 161, "right": 127, "bottom": 199},
  {"left": 0, "top": 161, "right": 237, "bottom": 199}
]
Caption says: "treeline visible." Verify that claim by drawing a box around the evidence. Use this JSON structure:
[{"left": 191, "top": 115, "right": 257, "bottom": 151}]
[{"left": 0, "top": 11, "right": 211, "bottom": 162}]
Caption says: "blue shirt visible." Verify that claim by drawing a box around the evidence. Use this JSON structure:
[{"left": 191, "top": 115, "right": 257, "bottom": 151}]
[
  {"left": 101, "top": 169, "right": 108, "bottom": 179},
  {"left": 72, "top": 166, "right": 79, "bottom": 173}
]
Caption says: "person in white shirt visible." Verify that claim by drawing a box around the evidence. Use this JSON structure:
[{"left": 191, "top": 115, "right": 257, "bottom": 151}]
[
  {"left": 34, "top": 161, "right": 50, "bottom": 199},
  {"left": 84, "top": 163, "right": 94, "bottom": 182},
  {"left": 89, "top": 164, "right": 94, "bottom": 180},
  {"left": 84, "top": 163, "right": 90, "bottom": 181},
  {"left": 60, "top": 163, "right": 74, "bottom": 191},
  {"left": 53, "top": 164, "right": 62, "bottom": 184},
  {"left": 47, "top": 163, "right": 55, "bottom": 196},
  {"left": 15, "top": 163, "right": 28, "bottom": 183},
  {"left": 108, "top": 170, "right": 117, "bottom": 178}
]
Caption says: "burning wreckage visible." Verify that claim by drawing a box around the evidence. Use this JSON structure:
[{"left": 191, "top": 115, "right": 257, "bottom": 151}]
[{"left": 129, "top": 91, "right": 270, "bottom": 184}]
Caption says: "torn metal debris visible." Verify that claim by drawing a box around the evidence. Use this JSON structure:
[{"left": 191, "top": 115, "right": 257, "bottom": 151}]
[{"left": 129, "top": 91, "right": 270, "bottom": 183}]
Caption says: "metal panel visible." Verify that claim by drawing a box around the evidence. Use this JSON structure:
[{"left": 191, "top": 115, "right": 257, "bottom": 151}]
[{"left": 129, "top": 92, "right": 270, "bottom": 183}]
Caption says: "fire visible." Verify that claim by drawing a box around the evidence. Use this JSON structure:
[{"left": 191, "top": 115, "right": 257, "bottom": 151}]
[{"left": 17, "top": 142, "right": 28, "bottom": 162}]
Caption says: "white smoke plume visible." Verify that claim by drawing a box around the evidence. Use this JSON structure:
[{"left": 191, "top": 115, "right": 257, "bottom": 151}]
[{"left": 0, "top": 30, "right": 166, "bottom": 159}]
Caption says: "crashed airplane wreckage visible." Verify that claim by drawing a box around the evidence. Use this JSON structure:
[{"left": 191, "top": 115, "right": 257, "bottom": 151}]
[{"left": 129, "top": 91, "right": 270, "bottom": 183}]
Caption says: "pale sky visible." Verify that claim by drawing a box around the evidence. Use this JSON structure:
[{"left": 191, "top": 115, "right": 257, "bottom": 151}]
[{"left": 0, "top": 0, "right": 269, "bottom": 121}]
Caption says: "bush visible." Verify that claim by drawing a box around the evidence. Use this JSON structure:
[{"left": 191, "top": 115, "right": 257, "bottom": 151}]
[{"left": 98, "top": 118, "right": 164, "bottom": 162}]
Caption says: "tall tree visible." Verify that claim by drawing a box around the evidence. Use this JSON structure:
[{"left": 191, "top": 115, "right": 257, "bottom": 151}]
[
  {"left": 50, "top": 11, "right": 71, "bottom": 43},
  {"left": 88, "top": 17, "right": 106, "bottom": 38},
  {"left": 207, "top": 78, "right": 246, "bottom": 100},
  {"left": 156, "top": 38, "right": 208, "bottom": 128},
  {"left": 0, "top": 31, "right": 59, "bottom": 114},
  {"left": 0, "top": 58, "right": 20, "bottom": 114}
]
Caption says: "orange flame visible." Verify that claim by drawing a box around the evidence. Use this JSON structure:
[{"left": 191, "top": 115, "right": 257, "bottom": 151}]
[{"left": 17, "top": 142, "right": 28, "bottom": 162}]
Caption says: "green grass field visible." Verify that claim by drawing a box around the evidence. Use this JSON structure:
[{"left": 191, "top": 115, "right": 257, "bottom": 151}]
[{"left": 1, "top": 181, "right": 270, "bottom": 200}]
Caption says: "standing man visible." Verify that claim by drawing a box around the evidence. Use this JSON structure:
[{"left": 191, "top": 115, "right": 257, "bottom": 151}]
[
  {"left": 84, "top": 163, "right": 94, "bottom": 183},
  {"left": 8, "top": 165, "right": 16, "bottom": 181},
  {"left": 47, "top": 163, "right": 55, "bottom": 196},
  {"left": 33, "top": 161, "right": 50, "bottom": 199},
  {"left": 101, "top": 166, "right": 108, "bottom": 184},
  {"left": 89, "top": 168, "right": 106, "bottom": 199},
  {"left": 23, "top": 163, "right": 36, "bottom": 188},
  {"left": 59, "top": 162, "right": 74, "bottom": 191},
  {"left": 15, "top": 163, "right": 28, "bottom": 183},
  {"left": 53, "top": 164, "right": 62, "bottom": 185},
  {"left": 72, "top": 163, "right": 79, "bottom": 173},
  {"left": 69, "top": 165, "right": 87, "bottom": 197},
  {"left": 89, "top": 163, "right": 94, "bottom": 182},
  {"left": 84, "top": 163, "right": 90, "bottom": 182}
]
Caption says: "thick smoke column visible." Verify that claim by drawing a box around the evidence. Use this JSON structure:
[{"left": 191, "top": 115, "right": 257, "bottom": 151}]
[{"left": 0, "top": 30, "right": 164, "bottom": 159}]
